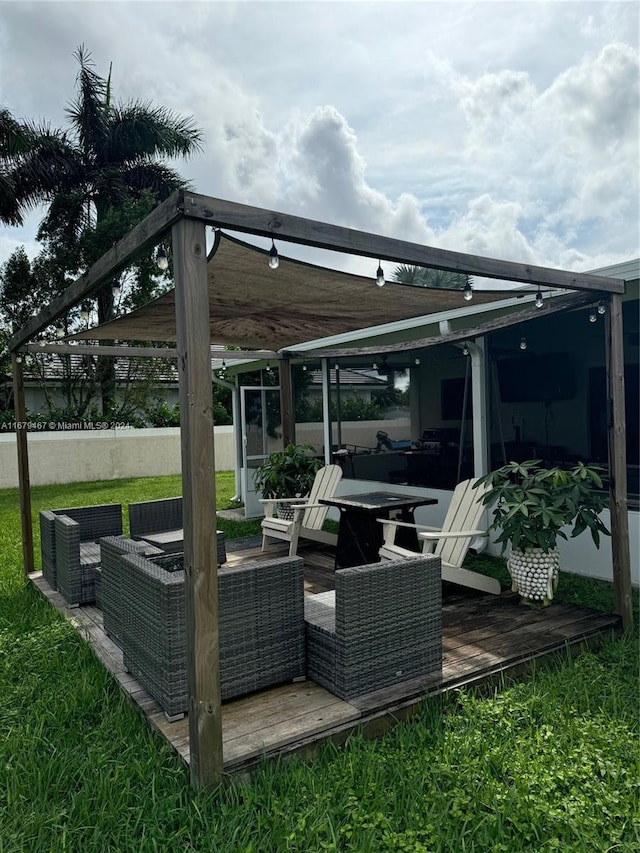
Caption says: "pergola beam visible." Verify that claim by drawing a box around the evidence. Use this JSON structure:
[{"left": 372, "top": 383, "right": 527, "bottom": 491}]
[
  {"left": 21, "top": 342, "right": 277, "bottom": 361},
  {"left": 289, "top": 291, "right": 597, "bottom": 359},
  {"left": 7, "top": 192, "right": 184, "bottom": 352},
  {"left": 182, "top": 192, "right": 624, "bottom": 294}
]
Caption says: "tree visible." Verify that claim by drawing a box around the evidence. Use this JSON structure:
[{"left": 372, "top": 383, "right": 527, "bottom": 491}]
[
  {"left": 0, "top": 45, "right": 202, "bottom": 413},
  {"left": 393, "top": 264, "right": 471, "bottom": 291}
]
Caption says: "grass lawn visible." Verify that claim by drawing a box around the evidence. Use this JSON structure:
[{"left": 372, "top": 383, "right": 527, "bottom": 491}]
[{"left": 0, "top": 474, "right": 638, "bottom": 852}]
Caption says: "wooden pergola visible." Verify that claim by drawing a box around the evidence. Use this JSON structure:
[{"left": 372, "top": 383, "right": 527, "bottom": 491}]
[{"left": 7, "top": 190, "right": 632, "bottom": 789}]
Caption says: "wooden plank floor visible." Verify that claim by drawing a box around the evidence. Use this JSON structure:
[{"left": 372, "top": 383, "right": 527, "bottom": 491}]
[{"left": 29, "top": 540, "right": 621, "bottom": 774}]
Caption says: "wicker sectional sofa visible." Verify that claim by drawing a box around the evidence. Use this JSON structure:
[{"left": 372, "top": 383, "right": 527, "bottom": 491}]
[
  {"left": 304, "top": 554, "right": 442, "bottom": 700},
  {"left": 39, "top": 504, "right": 123, "bottom": 605},
  {"left": 117, "top": 552, "right": 306, "bottom": 719},
  {"left": 128, "top": 496, "right": 227, "bottom": 564}
]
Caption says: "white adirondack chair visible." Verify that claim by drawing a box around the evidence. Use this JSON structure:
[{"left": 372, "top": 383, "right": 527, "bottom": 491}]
[
  {"left": 378, "top": 478, "right": 501, "bottom": 594},
  {"left": 260, "top": 464, "right": 343, "bottom": 557}
]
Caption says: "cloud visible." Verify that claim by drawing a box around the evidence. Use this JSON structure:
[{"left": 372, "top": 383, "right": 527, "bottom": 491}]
[{"left": 0, "top": 3, "right": 637, "bottom": 276}]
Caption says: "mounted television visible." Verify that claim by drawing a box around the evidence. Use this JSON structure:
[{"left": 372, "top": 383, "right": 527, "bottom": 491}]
[{"left": 497, "top": 352, "right": 576, "bottom": 403}]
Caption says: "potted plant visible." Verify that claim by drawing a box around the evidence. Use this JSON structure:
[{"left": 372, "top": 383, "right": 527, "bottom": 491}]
[
  {"left": 474, "top": 460, "right": 610, "bottom": 606},
  {"left": 254, "top": 444, "right": 322, "bottom": 519}
]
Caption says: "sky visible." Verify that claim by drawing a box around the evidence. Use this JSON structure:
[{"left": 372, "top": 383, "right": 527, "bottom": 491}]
[{"left": 0, "top": 0, "right": 638, "bottom": 279}]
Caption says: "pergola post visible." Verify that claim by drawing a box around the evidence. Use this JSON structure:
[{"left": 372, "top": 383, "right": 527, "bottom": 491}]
[
  {"left": 279, "top": 355, "right": 295, "bottom": 447},
  {"left": 604, "top": 293, "right": 633, "bottom": 632},
  {"left": 12, "top": 355, "right": 34, "bottom": 575},
  {"left": 172, "top": 217, "right": 223, "bottom": 787}
]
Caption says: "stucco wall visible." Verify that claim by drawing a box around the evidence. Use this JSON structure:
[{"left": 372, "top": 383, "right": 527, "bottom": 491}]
[{"left": 0, "top": 426, "right": 235, "bottom": 488}]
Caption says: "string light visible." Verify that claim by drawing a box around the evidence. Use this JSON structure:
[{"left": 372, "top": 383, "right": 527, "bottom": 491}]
[
  {"left": 372, "top": 362, "right": 378, "bottom": 370},
  {"left": 597, "top": 300, "right": 606, "bottom": 315},
  {"left": 519, "top": 336, "right": 527, "bottom": 350},
  {"left": 535, "top": 289, "right": 544, "bottom": 309},
  {"left": 268, "top": 239, "right": 279, "bottom": 270},
  {"left": 112, "top": 281, "right": 121, "bottom": 299},
  {"left": 463, "top": 281, "right": 473, "bottom": 301},
  {"left": 156, "top": 245, "right": 168, "bottom": 271},
  {"left": 414, "top": 357, "right": 421, "bottom": 365},
  {"left": 375, "top": 261, "right": 385, "bottom": 287},
  {"left": 589, "top": 309, "right": 597, "bottom": 323},
  {"left": 462, "top": 343, "right": 469, "bottom": 356},
  {"left": 302, "top": 362, "right": 307, "bottom": 372},
  {"left": 80, "top": 303, "right": 89, "bottom": 322}
]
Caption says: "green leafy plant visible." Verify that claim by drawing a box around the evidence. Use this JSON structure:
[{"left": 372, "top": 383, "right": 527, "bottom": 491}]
[
  {"left": 253, "top": 443, "right": 322, "bottom": 499},
  {"left": 475, "top": 459, "right": 611, "bottom": 553}
]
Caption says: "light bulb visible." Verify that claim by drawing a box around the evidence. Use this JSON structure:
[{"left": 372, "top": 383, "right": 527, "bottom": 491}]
[
  {"left": 597, "top": 300, "right": 606, "bottom": 315},
  {"left": 268, "top": 239, "right": 279, "bottom": 269},
  {"left": 519, "top": 337, "right": 527, "bottom": 350},
  {"left": 463, "top": 282, "right": 473, "bottom": 301},
  {"left": 372, "top": 362, "right": 378, "bottom": 370},
  {"left": 376, "top": 262, "right": 385, "bottom": 287},
  {"left": 265, "top": 363, "right": 271, "bottom": 372},
  {"left": 112, "top": 282, "right": 121, "bottom": 299},
  {"left": 156, "top": 245, "right": 169, "bottom": 271},
  {"left": 80, "top": 303, "right": 89, "bottom": 322},
  {"left": 302, "top": 363, "right": 307, "bottom": 372},
  {"left": 334, "top": 364, "right": 340, "bottom": 371},
  {"left": 535, "top": 289, "right": 544, "bottom": 309},
  {"left": 414, "top": 357, "right": 420, "bottom": 366},
  {"left": 589, "top": 310, "right": 597, "bottom": 323},
  {"left": 462, "top": 344, "right": 469, "bottom": 356},
  {"left": 221, "top": 359, "right": 226, "bottom": 369}
]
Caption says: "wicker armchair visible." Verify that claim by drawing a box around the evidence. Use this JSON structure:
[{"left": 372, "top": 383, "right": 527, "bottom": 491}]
[
  {"left": 304, "top": 554, "right": 442, "bottom": 700},
  {"left": 128, "top": 496, "right": 226, "bottom": 564},
  {"left": 118, "top": 552, "right": 305, "bottom": 719},
  {"left": 99, "top": 536, "right": 164, "bottom": 646},
  {"left": 40, "top": 504, "right": 122, "bottom": 603}
]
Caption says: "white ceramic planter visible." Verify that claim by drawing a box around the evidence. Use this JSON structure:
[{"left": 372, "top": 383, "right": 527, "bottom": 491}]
[{"left": 507, "top": 546, "right": 559, "bottom": 605}]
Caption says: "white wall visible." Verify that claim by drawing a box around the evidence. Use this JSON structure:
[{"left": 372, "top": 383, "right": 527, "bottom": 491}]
[{"left": 0, "top": 426, "right": 235, "bottom": 488}]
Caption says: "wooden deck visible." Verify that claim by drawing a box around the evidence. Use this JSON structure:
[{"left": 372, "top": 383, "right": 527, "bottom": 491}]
[{"left": 29, "top": 540, "right": 622, "bottom": 775}]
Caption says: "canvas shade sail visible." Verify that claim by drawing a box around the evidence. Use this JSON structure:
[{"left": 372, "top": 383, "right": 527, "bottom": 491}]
[{"left": 72, "top": 232, "right": 514, "bottom": 350}]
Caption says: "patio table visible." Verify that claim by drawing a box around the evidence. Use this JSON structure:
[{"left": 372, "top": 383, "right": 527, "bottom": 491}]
[{"left": 320, "top": 491, "right": 437, "bottom": 569}]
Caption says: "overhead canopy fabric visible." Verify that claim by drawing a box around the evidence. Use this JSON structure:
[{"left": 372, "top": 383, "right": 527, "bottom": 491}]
[{"left": 73, "top": 232, "right": 515, "bottom": 350}]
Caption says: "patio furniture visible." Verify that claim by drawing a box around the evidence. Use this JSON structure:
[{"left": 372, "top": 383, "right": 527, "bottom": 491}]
[
  {"left": 99, "top": 535, "right": 164, "bottom": 646},
  {"left": 128, "top": 496, "right": 226, "bottom": 564},
  {"left": 117, "top": 552, "right": 306, "bottom": 719},
  {"left": 377, "top": 479, "right": 501, "bottom": 595},
  {"left": 304, "top": 554, "right": 442, "bottom": 700},
  {"left": 45, "top": 504, "right": 123, "bottom": 605},
  {"left": 320, "top": 490, "right": 438, "bottom": 569},
  {"left": 261, "top": 464, "right": 342, "bottom": 556}
]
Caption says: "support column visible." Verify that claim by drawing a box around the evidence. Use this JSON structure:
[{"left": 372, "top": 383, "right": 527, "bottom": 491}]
[
  {"left": 12, "top": 355, "right": 34, "bottom": 574},
  {"left": 279, "top": 355, "right": 296, "bottom": 447},
  {"left": 469, "top": 339, "right": 490, "bottom": 477},
  {"left": 173, "top": 218, "right": 223, "bottom": 787},
  {"left": 604, "top": 293, "right": 633, "bottom": 632},
  {"left": 322, "top": 359, "right": 332, "bottom": 464}
]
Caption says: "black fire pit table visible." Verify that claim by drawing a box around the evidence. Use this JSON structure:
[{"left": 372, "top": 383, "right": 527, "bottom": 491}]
[{"left": 320, "top": 491, "right": 438, "bottom": 569}]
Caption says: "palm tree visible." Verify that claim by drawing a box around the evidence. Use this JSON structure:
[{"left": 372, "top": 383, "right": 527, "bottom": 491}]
[
  {"left": 393, "top": 264, "right": 471, "bottom": 291},
  {"left": 0, "top": 45, "right": 202, "bottom": 412}
]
